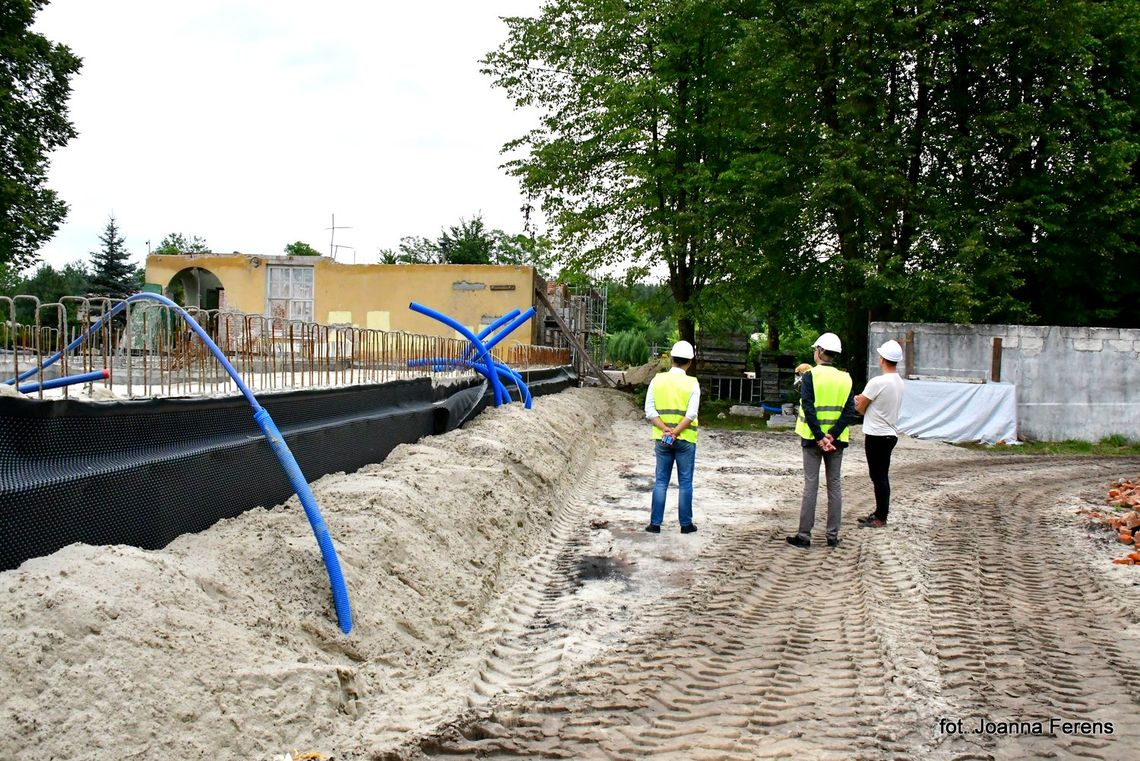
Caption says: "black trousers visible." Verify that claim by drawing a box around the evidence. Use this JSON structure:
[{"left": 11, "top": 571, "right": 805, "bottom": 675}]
[{"left": 864, "top": 434, "right": 898, "bottom": 520}]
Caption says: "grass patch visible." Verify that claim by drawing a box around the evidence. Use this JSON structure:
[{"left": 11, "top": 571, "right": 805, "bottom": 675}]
[{"left": 960, "top": 436, "right": 1140, "bottom": 457}]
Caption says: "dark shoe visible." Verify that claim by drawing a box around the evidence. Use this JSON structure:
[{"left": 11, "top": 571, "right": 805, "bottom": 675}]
[
  {"left": 827, "top": 536, "right": 840, "bottom": 547},
  {"left": 680, "top": 524, "right": 698, "bottom": 534},
  {"left": 856, "top": 513, "right": 876, "bottom": 525},
  {"left": 645, "top": 524, "right": 661, "bottom": 533},
  {"left": 858, "top": 516, "right": 886, "bottom": 529},
  {"left": 786, "top": 535, "right": 811, "bottom": 549}
]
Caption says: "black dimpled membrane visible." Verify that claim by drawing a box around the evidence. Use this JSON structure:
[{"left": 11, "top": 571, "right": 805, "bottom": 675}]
[{"left": 0, "top": 367, "right": 574, "bottom": 570}]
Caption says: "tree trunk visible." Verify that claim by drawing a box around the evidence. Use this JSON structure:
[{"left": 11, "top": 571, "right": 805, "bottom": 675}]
[
  {"left": 668, "top": 260, "right": 698, "bottom": 365},
  {"left": 844, "top": 295, "right": 870, "bottom": 391}
]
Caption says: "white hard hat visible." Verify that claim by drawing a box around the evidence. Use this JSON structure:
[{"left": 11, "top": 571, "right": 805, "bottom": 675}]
[
  {"left": 812, "top": 332, "right": 842, "bottom": 354},
  {"left": 670, "top": 340, "right": 695, "bottom": 360},
  {"left": 877, "top": 339, "right": 903, "bottom": 363}
]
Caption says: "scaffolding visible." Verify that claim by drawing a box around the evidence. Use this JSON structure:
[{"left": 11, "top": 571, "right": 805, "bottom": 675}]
[{"left": 536, "top": 281, "right": 608, "bottom": 380}]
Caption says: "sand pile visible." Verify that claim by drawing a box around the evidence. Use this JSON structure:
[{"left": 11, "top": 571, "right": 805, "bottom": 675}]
[
  {"left": 603, "top": 355, "right": 665, "bottom": 388},
  {"left": 0, "top": 387, "right": 633, "bottom": 760},
  {"left": 622, "top": 356, "right": 665, "bottom": 386}
]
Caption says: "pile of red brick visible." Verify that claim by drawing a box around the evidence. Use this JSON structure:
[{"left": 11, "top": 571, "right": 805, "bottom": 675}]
[{"left": 1077, "top": 479, "right": 1140, "bottom": 564}]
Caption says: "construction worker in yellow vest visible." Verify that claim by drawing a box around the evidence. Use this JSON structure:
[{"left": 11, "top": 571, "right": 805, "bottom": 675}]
[
  {"left": 786, "top": 332, "right": 858, "bottom": 549},
  {"left": 644, "top": 340, "right": 700, "bottom": 534}
]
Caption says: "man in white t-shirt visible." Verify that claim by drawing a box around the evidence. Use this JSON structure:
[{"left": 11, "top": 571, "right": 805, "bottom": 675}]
[{"left": 855, "top": 340, "right": 905, "bottom": 528}]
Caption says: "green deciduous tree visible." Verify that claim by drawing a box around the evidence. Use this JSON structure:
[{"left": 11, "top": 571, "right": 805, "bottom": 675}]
[
  {"left": 284, "top": 241, "right": 321, "bottom": 257},
  {"left": 0, "top": 0, "right": 82, "bottom": 272},
  {"left": 489, "top": 1, "right": 1140, "bottom": 385},
  {"left": 438, "top": 215, "right": 496, "bottom": 264},
  {"left": 495, "top": 231, "right": 556, "bottom": 276},
  {"left": 88, "top": 215, "right": 136, "bottom": 297},
  {"left": 0, "top": 259, "right": 88, "bottom": 325},
  {"left": 729, "top": 0, "right": 1140, "bottom": 384},
  {"left": 379, "top": 235, "right": 442, "bottom": 264},
  {"left": 153, "top": 233, "right": 209, "bottom": 255},
  {"left": 484, "top": 0, "right": 748, "bottom": 348},
  {"left": 0, "top": 261, "right": 19, "bottom": 293},
  {"left": 381, "top": 215, "right": 557, "bottom": 271}
]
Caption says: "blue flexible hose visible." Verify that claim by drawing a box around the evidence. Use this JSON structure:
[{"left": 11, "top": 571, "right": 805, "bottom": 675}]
[
  {"left": 460, "top": 309, "right": 522, "bottom": 363},
  {"left": 408, "top": 356, "right": 532, "bottom": 408},
  {"left": 18, "top": 369, "right": 109, "bottom": 394},
  {"left": 479, "top": 361, "right": 532, "bottom": 409},
  {"left": 253, "top": 409, "right": 353, "bottom": 634},
  {"left": 409, "top": 302, "right": 510, "bottom": 406},
  {"left": 443, "top": 306, "right": 535, "bottom": 406},
  {"left": 5, "top": 300, "right": 130, "bottom": 385},
  {"left": 481, "top": 307, "right": 536, "bottom": 352},
  {"left": 479, "top": 308, "right": 535, "bottom": 408},
  {"left": 477, "top": 309, "right": 522, "bottom": 340},
  {"left": 9, "top": 292, "right": 353, "bottom": 634}
]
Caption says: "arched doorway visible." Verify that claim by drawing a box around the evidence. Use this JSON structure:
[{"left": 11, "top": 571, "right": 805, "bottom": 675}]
[{"left": 166, "top": 267, "right": 224, "bottom": 310}]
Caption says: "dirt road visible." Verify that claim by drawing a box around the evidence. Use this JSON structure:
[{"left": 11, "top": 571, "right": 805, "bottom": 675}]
[
  {"left": 386, "top": 411, "right": 1140, "bottom": 760},
  {"left": 4, "top": 389, "right": 1138, "bottom": 760}
]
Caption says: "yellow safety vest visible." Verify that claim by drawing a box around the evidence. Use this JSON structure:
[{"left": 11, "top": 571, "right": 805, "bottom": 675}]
[
  {"left": 796, "top": 364, "right": 852, "bottom": 443},
  {"left": 651, "top": 372, "right": 699, "bottom": 444}
]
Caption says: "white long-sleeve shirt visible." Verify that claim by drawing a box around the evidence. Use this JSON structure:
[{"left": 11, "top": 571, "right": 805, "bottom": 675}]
[{"left": 644, "top": 366, "right": 701, "bottom": 421}]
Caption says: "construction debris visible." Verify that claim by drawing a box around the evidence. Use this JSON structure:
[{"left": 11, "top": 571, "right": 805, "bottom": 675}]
[{"left": 1078, "top": 479, "right": 1140, "bottom": 564}]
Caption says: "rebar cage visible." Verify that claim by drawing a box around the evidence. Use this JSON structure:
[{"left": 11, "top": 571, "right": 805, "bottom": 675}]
[{"left": 1, "top": 295, "right": 571, "bottom": 400}]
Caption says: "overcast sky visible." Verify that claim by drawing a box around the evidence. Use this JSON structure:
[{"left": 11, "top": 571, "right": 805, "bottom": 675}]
[{"left": 32, "top": 0, "right": 544, "bottom": 271}]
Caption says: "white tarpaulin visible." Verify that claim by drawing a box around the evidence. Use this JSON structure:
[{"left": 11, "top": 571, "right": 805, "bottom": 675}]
[{"left": 897, "top": 379, "right": 1018, "bottom": 444}]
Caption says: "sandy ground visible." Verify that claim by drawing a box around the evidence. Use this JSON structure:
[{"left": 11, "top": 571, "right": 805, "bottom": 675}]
[{"left": 2, "top": 388, "right": 1139, "bottom": 760}]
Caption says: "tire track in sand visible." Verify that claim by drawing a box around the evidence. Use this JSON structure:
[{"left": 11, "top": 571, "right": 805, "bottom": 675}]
[
  {"left": 387, "top": 448, "right": 1140, "bottom": 760},
  {"left": 893, "top": 457, "right": 1140, "bottom": 761}
]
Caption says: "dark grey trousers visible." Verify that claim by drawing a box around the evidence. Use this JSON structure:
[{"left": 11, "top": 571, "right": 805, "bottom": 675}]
[{"left": 797, "top": 446, "right": 843, "bottom": 541}]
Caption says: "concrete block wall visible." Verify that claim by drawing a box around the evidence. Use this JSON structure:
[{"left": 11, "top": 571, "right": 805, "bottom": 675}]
[{"left": 868, "top": 322, "right": 1140, "bottom": 442}]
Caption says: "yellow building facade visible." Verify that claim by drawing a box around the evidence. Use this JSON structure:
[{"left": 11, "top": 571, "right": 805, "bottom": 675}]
[{"left": 144, "top": 254, "right": 541, "bottom": 345}]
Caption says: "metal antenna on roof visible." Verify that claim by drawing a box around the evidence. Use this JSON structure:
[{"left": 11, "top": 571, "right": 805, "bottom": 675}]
[{"left": 326, "top": 213, "right": 353, "bottom": 259}]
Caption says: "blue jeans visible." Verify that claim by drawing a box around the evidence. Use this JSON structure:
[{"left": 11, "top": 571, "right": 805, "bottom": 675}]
[{"left": 650, "top": 439, "right": 696, "bottom": 527}]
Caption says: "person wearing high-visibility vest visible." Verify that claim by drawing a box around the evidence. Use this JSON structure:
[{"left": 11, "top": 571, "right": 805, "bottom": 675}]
[
  {"left": 643, "top": 340, "right": 700, "bottom": 534},
  {"left": 786, "top": 332, "right": 858, "bottom": 549}
]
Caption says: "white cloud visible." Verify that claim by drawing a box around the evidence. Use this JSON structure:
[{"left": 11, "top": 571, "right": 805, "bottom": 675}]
[{"left": 32, "top": 0, "right": 543, "bottom": 269}]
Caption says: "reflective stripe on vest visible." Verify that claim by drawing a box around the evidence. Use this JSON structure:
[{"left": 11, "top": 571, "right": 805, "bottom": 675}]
[
  {"left": 651, "top": 372, "right": 699, "bottom": 444},
  {"left": 796, "top": 364, "right": 852, "bottom": 442}
]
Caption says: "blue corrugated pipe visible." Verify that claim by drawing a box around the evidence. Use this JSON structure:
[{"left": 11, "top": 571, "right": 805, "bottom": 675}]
[
  {"left": 460, "top": 309, "right": 521, "bottom": 363},
  {"left": 18, "top": 368, "right": 109, "bottom": 394},
  {"left": 478, "top": 309, "right": 522, "bottom": 341},
  {"left": 5, "top": 305, "right": 128, "bottom": 385},
  {"left": 482, "top": 307, "right": 537, "bottom": 354},
  {"left": 440, "top": 306, "right": 536, "bottom": 406},
  {"left": 471, "top": 361, "right": 533, "bottom": 408},
  {"left": 408, "top": 305, "right": 535, "bottom": 407},
  {"left": 7, "top": 293, "right": 353, "bottom": 635},
  {"left": 408, "top": 302, "right": 510, "bottom": 406},
  {"left": 407, "top": 356, "right": 532, "bottom": 408}
]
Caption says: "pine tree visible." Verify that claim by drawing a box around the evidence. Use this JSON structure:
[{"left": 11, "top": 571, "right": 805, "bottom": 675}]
[{"left": 88, "top": 216, "right": 136, "bottom": 297}]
